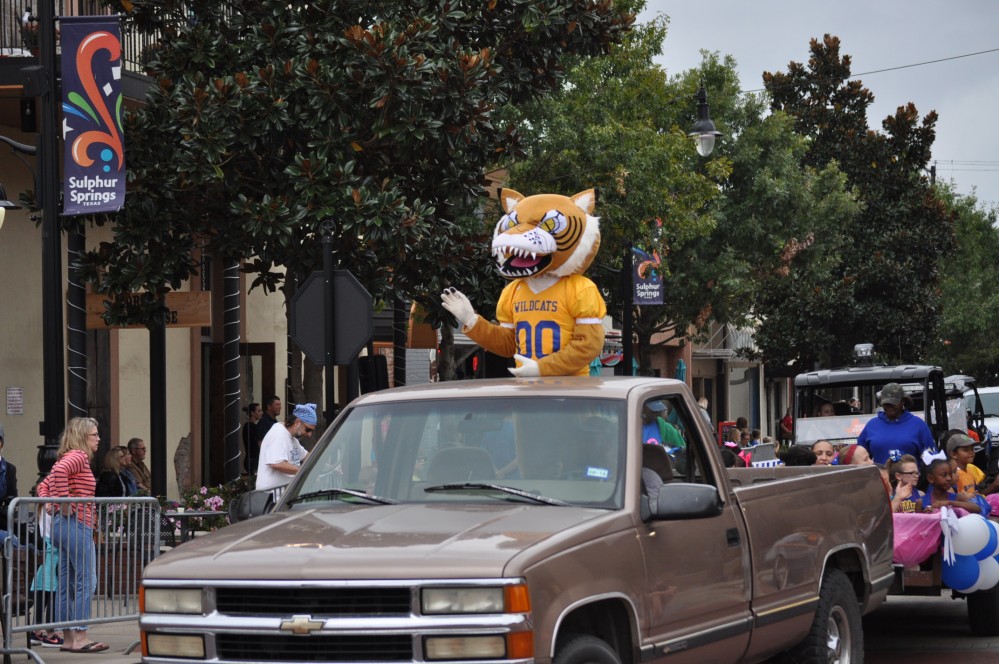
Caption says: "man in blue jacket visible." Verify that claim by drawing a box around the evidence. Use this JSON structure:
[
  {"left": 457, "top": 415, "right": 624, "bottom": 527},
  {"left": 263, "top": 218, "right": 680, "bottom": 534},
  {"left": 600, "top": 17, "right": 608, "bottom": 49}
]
[{"left": 857, "top": 382, "right": 936, "bottom": 465}]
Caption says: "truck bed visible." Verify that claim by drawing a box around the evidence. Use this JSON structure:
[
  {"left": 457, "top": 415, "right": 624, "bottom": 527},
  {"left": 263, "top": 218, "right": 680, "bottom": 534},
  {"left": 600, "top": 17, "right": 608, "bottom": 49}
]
[{"left": 726, "top": 463, "right": 893, "bottom": 617}]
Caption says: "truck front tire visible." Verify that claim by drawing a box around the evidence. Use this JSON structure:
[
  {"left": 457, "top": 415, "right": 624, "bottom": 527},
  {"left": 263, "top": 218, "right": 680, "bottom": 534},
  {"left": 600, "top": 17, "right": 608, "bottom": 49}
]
[
  {"left": 779, "top": 568, "right": 863, "bottom": 664},
  {"left": 967, "top": 583, "right": 999, "bottom": 636},
  {"left": 554, "top": 635, "right": 621, "bottom": 664}
]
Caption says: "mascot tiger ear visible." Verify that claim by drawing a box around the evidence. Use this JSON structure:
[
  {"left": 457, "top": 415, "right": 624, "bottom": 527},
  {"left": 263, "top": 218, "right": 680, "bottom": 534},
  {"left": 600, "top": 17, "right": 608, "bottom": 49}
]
[
  {"left": 500, "top": 188, "right": 524, "bottom": 214},
  {"left": 441, "top": 188, "right": 607, "bottom": 377},
  {"left": 499, "top": 187, "right": 595, "bottom": 216},
  {"left": 570, "top": 188, "right": 596, "bottom": 215}
]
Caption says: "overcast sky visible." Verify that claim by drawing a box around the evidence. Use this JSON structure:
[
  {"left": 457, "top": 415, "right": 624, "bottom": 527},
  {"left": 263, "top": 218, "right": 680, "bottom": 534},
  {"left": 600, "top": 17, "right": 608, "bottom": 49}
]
[{"left": 639, "top": 1, "right": 999, "bottom": 207}]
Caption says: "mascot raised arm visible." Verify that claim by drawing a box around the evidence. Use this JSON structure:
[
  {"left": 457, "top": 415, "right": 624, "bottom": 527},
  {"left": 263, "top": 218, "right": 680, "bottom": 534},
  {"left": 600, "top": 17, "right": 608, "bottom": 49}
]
[{"left": 442, "top": 188, "right": 606, "bottom": 377}]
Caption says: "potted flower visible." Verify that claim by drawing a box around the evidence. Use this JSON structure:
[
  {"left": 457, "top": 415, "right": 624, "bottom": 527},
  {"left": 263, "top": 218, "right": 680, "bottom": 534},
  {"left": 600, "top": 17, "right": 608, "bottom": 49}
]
[{"left": 180, "top": 477, "right": 251, "bottom": 531}]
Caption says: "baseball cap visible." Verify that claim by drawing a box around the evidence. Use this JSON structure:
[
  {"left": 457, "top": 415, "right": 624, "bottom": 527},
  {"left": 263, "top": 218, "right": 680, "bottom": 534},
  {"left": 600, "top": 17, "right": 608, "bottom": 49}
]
[
  {"left": 644, "top": 401, "right": 666, "bottom": 412},
  {"left": 946, "top": 433, "right": 976, "bottom": 455},
  {"left": 880, "top": 383, "right": 904, "bottom": 406}
]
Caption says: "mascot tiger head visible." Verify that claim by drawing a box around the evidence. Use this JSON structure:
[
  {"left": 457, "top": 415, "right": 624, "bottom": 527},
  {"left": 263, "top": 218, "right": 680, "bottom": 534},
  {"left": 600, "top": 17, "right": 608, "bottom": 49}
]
[{"left": 492, "top": 188, "right": 600, "bottom": 280}]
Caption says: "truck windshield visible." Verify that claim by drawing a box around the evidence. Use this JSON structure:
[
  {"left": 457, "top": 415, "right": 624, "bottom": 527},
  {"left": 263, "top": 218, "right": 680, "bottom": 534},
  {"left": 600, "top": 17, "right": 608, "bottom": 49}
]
[
  {"left": 287, "top": 397, "right": 627, "bottom": 509},
  {"left": 969, "top": 391, "right": 999, "bottom": 418}
]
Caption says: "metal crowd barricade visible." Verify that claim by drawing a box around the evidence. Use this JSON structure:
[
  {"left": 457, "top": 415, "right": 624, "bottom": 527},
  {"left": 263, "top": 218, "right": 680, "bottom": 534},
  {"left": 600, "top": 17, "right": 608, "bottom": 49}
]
[{"left": 1, "top": 496, "right": 161, "bottom": 658}]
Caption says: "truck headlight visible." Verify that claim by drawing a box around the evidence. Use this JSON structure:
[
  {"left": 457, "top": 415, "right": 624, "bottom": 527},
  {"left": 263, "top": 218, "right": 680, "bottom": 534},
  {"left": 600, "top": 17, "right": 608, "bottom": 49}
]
[
  {"left": 142, "top": 587, "right": 203, "bottom": 614},
  {"left": 422, "top": 587, "right": 504, "bottom": 614},
  {"left": 146, "top": 633, "right": 205, "bottom": 658},
  {"left": 422, "top": 584, "right": 530, "bottom": 615}
]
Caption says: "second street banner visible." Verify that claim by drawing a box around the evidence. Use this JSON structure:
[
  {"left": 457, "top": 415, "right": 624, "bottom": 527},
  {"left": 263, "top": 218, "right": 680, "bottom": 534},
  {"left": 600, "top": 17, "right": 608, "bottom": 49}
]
[{"left": 632, "top": 245, "right": 663, "bottom": 305}]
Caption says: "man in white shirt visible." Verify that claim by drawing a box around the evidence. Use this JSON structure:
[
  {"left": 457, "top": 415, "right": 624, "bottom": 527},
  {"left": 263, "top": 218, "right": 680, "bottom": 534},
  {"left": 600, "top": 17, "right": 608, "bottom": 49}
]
[{"left": 255, "top": 403, "right": 317, "bottom": 491}]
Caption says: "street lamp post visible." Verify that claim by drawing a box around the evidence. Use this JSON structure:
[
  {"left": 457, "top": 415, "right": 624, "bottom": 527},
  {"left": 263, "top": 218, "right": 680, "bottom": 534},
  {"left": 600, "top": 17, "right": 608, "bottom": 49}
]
[
  {"left": 35, "top": 0, "right": 64, "bottom": 481},
  {"left": 621, "top": 85, "right": 721, "bottom": 376}
]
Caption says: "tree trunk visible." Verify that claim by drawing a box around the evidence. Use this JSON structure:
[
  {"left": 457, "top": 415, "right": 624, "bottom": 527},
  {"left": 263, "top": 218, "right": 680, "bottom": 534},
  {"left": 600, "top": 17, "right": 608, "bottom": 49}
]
[
  {"left": 223, "top": 259, "right": 242, "bottom": 482},
  {"left": 282, "top": 276, "right": 303, "bottom": 404},
  {"left": 303, "top": 359, "right": 323, "bottom": 418},
  {"left": 67, "top": 223, "right": 88, "bottom": 419},
  {"left": 393, "top": 296, "right": 409, "bottom": 387},
  {"left": 439, "top": 325, "right": 456, "bottom": 381},
  {"left": 637, "top": 330, "right": 653, "bottom": 376}
]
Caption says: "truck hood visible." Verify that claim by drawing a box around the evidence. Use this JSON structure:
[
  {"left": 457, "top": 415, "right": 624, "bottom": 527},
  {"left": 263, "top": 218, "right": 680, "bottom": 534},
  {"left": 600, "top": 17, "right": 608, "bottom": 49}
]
[{"left": 145, "top": 503, "right": 610, "bottom": 581}]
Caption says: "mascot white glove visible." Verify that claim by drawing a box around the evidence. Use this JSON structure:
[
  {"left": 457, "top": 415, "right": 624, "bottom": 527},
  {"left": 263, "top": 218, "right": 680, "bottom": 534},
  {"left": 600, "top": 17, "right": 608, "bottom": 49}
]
[
  {"left": 509, "top": 354, "right": 540, "bottom": 377},
  {"left": 441, "top": 288, "right": 479, "bottom": 329}
]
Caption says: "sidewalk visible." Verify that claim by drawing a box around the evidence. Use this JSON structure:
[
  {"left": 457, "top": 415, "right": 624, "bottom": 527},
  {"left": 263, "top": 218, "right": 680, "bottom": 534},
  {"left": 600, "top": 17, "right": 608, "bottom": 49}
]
[{"left": 3, "top": 620, "right": 140, "bottom": 663}]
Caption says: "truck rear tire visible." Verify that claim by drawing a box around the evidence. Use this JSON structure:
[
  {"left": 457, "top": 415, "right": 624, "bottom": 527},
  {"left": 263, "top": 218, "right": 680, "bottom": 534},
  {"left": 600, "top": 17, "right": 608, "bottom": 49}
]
[
  {"left": 779, "top": 568, "right": 863, "bottom": 664},
  {"left": 554, "top": 635, "right": 621, "bottom": 664},
  {"left": 967, "top": 584, "right": 999, "bottom": 636}
]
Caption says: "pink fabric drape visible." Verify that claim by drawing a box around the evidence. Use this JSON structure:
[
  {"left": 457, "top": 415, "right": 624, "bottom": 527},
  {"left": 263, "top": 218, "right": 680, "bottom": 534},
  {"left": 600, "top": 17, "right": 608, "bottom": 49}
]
[{"left": 893, "top": 512, "right": 943, "bottom": 566}]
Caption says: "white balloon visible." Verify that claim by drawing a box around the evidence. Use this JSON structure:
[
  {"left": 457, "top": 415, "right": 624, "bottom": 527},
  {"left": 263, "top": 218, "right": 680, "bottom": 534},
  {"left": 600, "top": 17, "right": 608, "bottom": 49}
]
[
  {"left": 973, "top": 557, "right": 999, "bottom": 592},
  {"left": 953, "top": 515, "right": 992, "bottom": 557}
]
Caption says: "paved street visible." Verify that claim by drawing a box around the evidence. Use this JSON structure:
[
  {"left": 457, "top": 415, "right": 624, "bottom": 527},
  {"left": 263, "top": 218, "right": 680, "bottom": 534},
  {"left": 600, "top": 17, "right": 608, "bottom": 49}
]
[{"left": 865, "top": 591, "right": 999, "bottom": 662}]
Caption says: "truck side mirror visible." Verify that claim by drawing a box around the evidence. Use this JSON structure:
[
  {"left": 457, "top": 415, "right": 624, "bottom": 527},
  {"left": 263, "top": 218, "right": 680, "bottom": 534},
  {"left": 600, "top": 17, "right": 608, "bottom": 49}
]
[
  {"left": 230, "top": 489, "right": 276, "bottom": 522},
  {"left": 652, "top": 483, "right": 723, "bottom": 520}
]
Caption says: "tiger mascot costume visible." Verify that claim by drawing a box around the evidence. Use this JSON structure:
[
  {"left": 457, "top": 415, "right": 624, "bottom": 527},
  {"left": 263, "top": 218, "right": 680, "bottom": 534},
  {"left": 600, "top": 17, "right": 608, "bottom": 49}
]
[{"left": 442, "top": 188, "right": 606, "bottom": 377}]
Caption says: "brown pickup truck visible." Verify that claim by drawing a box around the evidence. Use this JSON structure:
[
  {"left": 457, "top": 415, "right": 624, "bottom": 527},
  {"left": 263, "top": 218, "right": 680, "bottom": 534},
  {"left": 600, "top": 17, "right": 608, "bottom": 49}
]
[{"left": 139, "top": 377, "right": 894, "bottom": 664}]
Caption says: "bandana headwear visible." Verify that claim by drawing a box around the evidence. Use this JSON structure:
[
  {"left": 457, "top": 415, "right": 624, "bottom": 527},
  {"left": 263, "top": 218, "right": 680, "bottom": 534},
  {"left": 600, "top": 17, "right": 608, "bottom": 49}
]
[
  {"left": 293, "top": 403, "right": 318, "bottom": 426},
  {"left": 888, "top": 449, "right": 902, "bottom": 462}
]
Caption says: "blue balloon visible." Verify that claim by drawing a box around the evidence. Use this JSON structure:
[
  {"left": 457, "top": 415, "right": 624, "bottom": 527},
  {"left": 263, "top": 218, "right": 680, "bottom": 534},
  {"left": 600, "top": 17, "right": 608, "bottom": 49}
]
[
  {"left": 976, "top": 521, "right": 999, "bottom": 561},
  {"left": 943, "top": 554, "right": 981, "bottom": 593}
]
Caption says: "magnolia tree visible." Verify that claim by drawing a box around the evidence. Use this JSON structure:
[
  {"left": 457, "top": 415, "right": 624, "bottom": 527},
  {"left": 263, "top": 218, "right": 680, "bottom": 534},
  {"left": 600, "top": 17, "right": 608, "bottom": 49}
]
[{"left": 78, "top": 0, "right": 635, "bottom": 477}]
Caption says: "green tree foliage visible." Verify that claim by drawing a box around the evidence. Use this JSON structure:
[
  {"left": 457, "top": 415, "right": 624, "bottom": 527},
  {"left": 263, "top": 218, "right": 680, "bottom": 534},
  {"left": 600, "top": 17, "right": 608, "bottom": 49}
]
[
  {"left": 502, "top": 19, "right": 860, "bottom": 375},
  {"left": 924, "top": 187, "right": 999, "bottom": 382},
  {"left": 78, "top": 0, "right": 634, "bottom": 331},
  {"left": 703, "top": 109, "right": 860, "bottom": 371},
  {"left": 762, "top": 35, "right": 953, "bottom": 368}
]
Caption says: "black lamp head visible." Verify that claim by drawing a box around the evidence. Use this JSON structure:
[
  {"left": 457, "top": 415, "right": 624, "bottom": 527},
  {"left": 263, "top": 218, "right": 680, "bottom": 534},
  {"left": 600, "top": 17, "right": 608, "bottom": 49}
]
[{"left": 688, "top": 86, "right": 722, "bottom": 157}]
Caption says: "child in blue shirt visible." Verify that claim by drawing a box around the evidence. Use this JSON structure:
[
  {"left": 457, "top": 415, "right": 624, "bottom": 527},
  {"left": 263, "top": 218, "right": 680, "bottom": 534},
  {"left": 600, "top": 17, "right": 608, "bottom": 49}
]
[{"left": 920, "top": 458, "right": 990, "bottom": 516}]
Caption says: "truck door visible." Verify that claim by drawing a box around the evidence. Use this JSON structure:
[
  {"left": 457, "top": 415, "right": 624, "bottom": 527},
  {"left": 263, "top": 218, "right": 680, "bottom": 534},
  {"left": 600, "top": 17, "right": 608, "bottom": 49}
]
[{"left": 636, "top": 396, "right": 752, "bottom": 663}]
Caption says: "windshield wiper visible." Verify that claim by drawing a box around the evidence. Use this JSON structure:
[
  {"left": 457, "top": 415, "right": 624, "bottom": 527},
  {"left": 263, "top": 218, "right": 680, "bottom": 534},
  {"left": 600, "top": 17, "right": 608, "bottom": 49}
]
[
  {"left": 286, "top": 488, "right": 398, "bottom": 506},
  {"left": 423, "top": 483, "right": 571, "bottom": 506}
]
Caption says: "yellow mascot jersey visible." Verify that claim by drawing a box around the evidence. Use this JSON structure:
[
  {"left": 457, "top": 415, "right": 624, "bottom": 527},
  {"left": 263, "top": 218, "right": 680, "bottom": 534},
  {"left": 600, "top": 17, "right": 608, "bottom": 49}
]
[{"left": 496, "top": 274, "right": 606, "bottom": 376}]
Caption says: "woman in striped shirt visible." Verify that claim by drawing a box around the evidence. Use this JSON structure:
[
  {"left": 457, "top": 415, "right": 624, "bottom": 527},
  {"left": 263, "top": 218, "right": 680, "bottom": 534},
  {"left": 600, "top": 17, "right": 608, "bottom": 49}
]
[{"left": 37, "top": 417, "right": 108, "bottom": 653}]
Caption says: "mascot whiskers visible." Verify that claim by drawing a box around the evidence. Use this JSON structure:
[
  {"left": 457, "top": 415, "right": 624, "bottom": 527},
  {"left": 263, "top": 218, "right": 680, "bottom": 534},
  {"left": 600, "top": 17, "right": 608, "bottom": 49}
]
[{"left": 442, "top": 188, "right": 606, "bottom": 377}]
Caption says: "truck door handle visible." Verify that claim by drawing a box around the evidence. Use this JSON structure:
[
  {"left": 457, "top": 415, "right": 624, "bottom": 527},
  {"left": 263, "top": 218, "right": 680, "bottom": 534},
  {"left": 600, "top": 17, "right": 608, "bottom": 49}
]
[{"left": 726, "top": 528, "right": 740, "bottom": 547}]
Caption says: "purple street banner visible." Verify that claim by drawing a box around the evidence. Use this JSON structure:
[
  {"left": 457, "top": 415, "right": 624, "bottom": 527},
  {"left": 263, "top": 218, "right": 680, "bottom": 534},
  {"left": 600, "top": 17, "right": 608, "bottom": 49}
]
[
  {"left": 61, "top": 17, "right": 125, "bottom": 216},
  {"left": 632, "top": 245, "right": 663, "bottom": 305}
]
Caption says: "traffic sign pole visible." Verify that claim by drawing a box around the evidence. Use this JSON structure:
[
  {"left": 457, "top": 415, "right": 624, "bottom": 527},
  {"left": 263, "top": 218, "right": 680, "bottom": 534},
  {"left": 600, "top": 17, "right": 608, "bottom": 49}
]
[{"left": 322, "top": 220, "right": 336, "bottom": 423}]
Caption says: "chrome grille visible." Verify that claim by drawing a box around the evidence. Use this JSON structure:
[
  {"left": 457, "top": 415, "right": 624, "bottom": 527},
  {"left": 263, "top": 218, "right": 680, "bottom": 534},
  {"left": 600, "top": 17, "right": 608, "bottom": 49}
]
[
  {"left": 215, "top": 634, "right": 412, "bottom": 662},
  {"left": 215, "top": 587, "right": 412, "bottom": 616}
]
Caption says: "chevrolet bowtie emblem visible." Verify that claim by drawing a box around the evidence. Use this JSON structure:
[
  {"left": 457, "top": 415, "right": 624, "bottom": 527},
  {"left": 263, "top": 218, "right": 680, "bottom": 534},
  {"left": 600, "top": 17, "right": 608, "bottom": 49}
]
[{"left": 279, "top": 614, "right": 325, "bottom": 635}]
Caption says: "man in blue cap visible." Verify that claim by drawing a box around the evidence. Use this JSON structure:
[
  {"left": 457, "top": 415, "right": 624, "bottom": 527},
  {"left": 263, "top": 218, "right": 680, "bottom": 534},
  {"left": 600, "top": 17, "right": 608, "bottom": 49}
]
[{"left": 255, "top": 403, "right": 317, "bottom": 491}]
